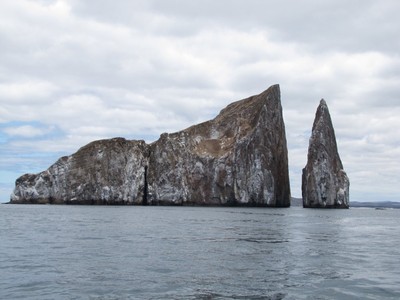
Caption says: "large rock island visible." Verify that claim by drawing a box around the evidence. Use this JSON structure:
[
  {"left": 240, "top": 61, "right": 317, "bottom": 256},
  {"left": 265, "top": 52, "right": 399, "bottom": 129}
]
[
  {"left": 11, "top": 84, "right": 291, "bottom": 206},
  {"left": 302, "top": 99, "right": 349, "bottom": 208}
]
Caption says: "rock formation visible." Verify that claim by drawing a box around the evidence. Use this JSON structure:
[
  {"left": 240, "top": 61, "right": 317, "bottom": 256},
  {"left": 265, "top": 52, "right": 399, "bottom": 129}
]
[
  {"left": 11, "top": 84, "right": 291, "bottom": 206},
  {"left": 11, "top": 139, "right": 150, "bottom": 205},
  {"left": 302, "top": 99, "right": 349, "bottom": 208}
]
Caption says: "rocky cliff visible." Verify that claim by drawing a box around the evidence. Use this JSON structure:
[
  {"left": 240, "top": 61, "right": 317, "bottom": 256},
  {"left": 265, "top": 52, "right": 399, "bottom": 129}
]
[
  {"left": 11, "top": 139, "right": 150, "bottom": 204},
  {"left": 11, "top": 84, "right": 291, "bottom": 206},
  {"left": 302, "top": 99, "right": 349, "bottom": 208}
]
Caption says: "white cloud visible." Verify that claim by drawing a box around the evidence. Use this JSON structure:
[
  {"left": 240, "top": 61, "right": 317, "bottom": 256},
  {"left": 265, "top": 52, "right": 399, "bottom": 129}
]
[
  {"left": 3, "top": 125, "right": 49, "bottom": 137},
  {"left": 0, "top": 80, "right": 57, "bottom": 101}
]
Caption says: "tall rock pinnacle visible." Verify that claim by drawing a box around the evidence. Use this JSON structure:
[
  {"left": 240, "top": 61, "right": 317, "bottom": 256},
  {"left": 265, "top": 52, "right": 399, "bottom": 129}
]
[
  {"left": 302, "top": 99, "right": 349, "bottom": 208},
  {"left": 10, "top": 84, "right": 291, "bottom": 207}
]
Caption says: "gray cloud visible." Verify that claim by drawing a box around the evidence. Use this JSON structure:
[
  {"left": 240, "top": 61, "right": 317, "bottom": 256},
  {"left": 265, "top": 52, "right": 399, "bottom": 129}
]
[{"left": 0, "top": 0, "right": 399, "bottom": 202}]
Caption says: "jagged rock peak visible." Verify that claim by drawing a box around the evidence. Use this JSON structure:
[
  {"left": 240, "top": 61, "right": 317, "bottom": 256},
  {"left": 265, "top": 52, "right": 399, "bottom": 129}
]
[
  {"left": 10, "top": 84, "right": 291, "bottom": 207},
  {"left": 302, "top": 99, "right": 350, "bottom": 208}
]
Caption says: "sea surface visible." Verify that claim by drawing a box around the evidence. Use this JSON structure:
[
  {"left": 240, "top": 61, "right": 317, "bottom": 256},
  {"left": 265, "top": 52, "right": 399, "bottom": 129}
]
[{"left": 1, "top": 205, "right": 400, "bottom": 300}]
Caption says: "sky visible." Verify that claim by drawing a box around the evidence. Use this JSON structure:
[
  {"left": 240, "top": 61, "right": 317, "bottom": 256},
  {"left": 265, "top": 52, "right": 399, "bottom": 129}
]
[{"left": 0, "top": 0, "right": 399, "bottom": 202}]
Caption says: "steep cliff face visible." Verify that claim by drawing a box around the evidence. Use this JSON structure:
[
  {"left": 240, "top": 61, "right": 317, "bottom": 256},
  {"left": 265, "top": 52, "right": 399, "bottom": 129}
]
[
  {"left": 10, "top": 84, "right": 291, "bottom": 206},
  {"left": 148, "top": 85, "right": 290, "bottom": 206},
  {"left": 302, "top": 99, "right": 350, "bottom": 208}
]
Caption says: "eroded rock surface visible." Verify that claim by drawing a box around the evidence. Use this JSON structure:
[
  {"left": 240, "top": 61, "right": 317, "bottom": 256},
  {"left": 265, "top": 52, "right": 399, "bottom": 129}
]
[
  {"left": 11, "top": 139, "right": 149, "bottom": 204},
  {"left": 11, "top": 84, "right": 291, "bottom": 206},
  {"left": 302, "top": 99, "right": 349, "bottom": 208}
]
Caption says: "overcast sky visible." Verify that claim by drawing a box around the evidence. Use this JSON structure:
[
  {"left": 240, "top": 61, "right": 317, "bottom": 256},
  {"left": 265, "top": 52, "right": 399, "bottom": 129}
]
[{"left": 1, "top": 0, "right": 399, "bottom": 202}]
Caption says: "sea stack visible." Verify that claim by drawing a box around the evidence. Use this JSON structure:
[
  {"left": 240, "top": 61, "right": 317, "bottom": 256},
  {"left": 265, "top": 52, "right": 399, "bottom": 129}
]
[
  {"left": 11, "top": 84, "right": 291, "bottom": 207},
  {"left": 302, "top": 99, "right": 349, "bottom": 208}
]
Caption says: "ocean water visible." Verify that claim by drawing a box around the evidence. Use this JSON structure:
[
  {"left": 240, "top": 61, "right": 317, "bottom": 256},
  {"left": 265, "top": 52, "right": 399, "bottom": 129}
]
[{"left": 1, "top": 205, "right": 399, "bottom": 300}]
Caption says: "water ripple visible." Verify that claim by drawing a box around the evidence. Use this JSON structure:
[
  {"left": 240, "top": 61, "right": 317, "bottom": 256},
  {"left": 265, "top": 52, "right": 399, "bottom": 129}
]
[{"left": 1, "top": 206, "right": 400, "bottom": 299}]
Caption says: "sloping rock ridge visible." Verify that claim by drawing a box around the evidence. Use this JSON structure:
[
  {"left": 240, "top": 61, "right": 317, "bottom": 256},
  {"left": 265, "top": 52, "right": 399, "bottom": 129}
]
[
  {"left": 11, "top": 84, "right": 291, "bottom": 207},
  {"left": 302, "top": 99, "right": 349, "bottom": 208}
]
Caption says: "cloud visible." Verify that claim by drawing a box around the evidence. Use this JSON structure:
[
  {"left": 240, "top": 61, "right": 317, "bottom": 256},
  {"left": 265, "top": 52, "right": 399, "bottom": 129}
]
[
  {"left": 0, "top": 0, "right": 399, "bottom": 202},
  {"left": 0, "top": 80, "right": 57, "bottom": 101},
  {"left": 3, "top": 125, "right": 49, "bottom": 137}
]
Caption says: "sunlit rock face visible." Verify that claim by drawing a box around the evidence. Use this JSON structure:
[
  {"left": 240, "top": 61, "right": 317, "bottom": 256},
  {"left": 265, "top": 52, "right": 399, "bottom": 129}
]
[
  {"left": 10, "top": 84, "right": 291, "bottom": 207},
  {"left": 302, "top": 99, "right": 349, "bottom": 208}
]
